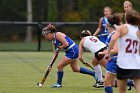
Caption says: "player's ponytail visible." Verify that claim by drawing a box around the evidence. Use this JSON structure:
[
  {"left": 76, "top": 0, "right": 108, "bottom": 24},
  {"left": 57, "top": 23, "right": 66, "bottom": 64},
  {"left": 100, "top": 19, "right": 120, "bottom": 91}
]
[
  {"left": 42, "top": 24, "right": 56, "bottom": 35},
  {"left": 107, "top": 14, "right": 121, "bottom": 28}
]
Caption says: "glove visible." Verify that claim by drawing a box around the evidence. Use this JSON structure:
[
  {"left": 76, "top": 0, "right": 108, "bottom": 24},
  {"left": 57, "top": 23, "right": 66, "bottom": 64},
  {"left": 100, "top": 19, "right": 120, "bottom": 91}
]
[
  {"left": 48, "top": 65, "right": 52, "bottom": 72},
  {"left": 55, "top": 47, "right": 60, "bottom": 52}
]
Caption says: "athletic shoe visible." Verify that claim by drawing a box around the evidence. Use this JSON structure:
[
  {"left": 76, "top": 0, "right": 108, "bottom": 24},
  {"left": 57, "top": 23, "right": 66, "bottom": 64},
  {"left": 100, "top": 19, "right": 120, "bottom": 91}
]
[
  {"left": 93, "top": 81, "right": 104, "bottom": 88},
  {"left": 51, "top": 83, "right": 62, "bottom": 88},
  {"left": 127, "top": 85, "right": 132, "bottom": 90},
  {"left": 127, "top": 80, "right": 134, "bottom": 91}
]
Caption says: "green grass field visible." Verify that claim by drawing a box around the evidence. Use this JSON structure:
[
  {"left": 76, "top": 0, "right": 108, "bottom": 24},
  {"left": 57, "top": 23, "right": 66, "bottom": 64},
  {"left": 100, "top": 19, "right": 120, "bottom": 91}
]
[{"left": 0, "top": 52, "right": 135, "bottom": 93}]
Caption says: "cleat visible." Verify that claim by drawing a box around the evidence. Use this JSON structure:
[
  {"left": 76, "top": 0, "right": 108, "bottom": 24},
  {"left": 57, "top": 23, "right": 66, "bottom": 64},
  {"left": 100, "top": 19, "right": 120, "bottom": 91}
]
[
  {"left": 93, "top": 81, "right": 104, "bottom": 88},
  {"left": 51, "top": 83, "right": 62, "bottom": 88},
  {"left": 127, "top": 80, "right": 134, "bottom": 91},
  {"left": 127, "top": 86, "right": 132, "bottom": 90}
]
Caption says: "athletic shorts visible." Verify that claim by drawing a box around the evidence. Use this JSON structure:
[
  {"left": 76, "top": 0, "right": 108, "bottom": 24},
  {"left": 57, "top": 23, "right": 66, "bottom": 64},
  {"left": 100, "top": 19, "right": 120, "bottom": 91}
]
[
  {"left": 95, "top": 47, "right": 107, "bottom": 61},
  {"left": 65, "top": 44, "right": 78, "bottom": 60},
  {"left": 106, "top": 60, "right": 117, "bottom": 74},
  {"left": 117, "top": 66, "right": 140, "bottom": 80}
]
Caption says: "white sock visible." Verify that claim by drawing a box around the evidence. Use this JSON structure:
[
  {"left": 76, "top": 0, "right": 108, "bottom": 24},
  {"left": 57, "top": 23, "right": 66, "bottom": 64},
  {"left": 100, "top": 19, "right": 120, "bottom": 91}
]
[{"left": 94, "top": 64, "right": 103, "bottom": 82}]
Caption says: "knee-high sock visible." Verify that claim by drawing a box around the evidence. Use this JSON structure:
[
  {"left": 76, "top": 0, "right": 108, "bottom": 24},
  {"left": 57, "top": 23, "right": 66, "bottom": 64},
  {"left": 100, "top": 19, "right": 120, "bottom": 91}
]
[
  {"left": 57, "top": 71, "right": 64, "bottom": 85},
  {"left": 94, "top": 64, "right": 103, "bottom": 82},
  {"left": 80, "top": 67, "right": 97, "bottom": 80},
  {"left": 105, "top": 86, "right": 113, "bottom": 93}
]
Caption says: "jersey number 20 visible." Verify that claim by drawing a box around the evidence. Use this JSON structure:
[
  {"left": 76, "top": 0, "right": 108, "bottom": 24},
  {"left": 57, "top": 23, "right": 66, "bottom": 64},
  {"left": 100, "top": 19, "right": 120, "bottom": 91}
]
[{"left": 125, "top": 39, "right": 138, "bottom": 54}]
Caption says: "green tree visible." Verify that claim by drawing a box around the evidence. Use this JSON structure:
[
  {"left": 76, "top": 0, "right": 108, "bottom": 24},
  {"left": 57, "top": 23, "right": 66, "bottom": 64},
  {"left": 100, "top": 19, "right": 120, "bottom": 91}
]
[
  {"left": 48, "top": 0, "right": 58, "bottom": 21},
  {"left": 0, "top": 0, "right": 26, "bottom": 21}
]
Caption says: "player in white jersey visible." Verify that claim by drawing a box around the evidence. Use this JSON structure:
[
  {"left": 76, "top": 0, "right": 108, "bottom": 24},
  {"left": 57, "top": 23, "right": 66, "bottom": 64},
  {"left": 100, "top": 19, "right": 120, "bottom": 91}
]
[
  {"left": 79, "top": 30, "right": 107, "bottom": 87},
  {"left": 106, "top": 10, "right": 140, "bottom": 93}
]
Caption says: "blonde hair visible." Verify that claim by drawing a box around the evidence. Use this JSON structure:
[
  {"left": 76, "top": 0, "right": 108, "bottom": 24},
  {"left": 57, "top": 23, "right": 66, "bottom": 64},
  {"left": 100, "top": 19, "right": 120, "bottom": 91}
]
[
  {"left": 104, "top": 6, "right": 112, "bottom": 13},
  {"left": 124, "top": 1, "right": 133, "bottom": 8}
]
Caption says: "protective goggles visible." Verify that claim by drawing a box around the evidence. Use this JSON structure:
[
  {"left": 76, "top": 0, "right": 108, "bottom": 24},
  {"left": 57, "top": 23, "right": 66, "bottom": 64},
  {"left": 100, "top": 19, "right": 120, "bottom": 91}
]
[{"left": 42, "top": 30, "right": 51, "bottom": 35}]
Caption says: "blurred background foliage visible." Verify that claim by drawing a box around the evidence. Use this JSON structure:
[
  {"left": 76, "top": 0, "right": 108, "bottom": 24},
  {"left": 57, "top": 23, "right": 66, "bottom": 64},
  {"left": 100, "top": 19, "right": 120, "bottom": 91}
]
[
  {"left": 0, "top": 0, "right": 139, "bottom": 22},
  {"left": 0, "top": 0, "right": 139, "bottom": 51}
]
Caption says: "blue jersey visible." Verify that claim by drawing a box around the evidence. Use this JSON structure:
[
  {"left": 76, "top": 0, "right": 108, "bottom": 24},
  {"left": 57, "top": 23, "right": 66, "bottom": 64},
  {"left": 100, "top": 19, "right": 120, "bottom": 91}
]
[
  {"left": 106, "top": 31, "right": 117, "bottom": 61},
  {"left": 53, "top": 32, "right": 78, "bottom": 60},
  {"left": 106, "top": 31, "right": 118, "bottom": 74},
  {"left": 99, "top": 17, "right": 109, "bottom": 43},
  {"left": 101, "top": 17, "right": 109, "bottom": 34}
]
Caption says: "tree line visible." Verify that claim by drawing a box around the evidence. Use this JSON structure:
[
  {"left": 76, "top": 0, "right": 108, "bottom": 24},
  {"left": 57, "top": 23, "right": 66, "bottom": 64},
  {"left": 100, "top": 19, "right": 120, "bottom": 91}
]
[
  {"left": 0, "top": 0, "right": 139, "bottom": 42},
  {"left": 0, "top": 0, "right": 139, "bottom": 22}
]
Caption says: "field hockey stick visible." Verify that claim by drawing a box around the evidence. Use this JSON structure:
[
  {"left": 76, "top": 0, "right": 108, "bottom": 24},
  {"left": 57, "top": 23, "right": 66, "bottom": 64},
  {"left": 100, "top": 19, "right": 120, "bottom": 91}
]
[
  {"left": 37, "top": 51, "right": 59, "bottom": 87},
  {"left": 82, "top": 61, "right": 94, "bottom": 70},
  {"left": 82, "top": 61, "right": 105, "bottom": 78}
]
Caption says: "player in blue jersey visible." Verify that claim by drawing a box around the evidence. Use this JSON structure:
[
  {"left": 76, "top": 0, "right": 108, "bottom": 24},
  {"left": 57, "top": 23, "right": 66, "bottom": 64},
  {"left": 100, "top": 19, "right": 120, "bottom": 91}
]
[
  {"left": 42, "top": 24, "right": 97, "bottom": 88},
  {"left": 99, "top": 14, "right": 121, "bottom": 93},
  {"left": 93, "top": 6, "right": 112, "bottom": 43}
]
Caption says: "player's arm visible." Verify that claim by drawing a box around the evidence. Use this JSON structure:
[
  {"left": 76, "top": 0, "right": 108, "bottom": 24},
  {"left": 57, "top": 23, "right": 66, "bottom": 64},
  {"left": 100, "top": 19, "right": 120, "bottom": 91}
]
[
  {"left": 56, "top": 32, "right": 69, "bottom": 49},
  {"left": 108, "top": 26, "right": 121, "bottom": 55},
  {"left": 78, "top": 39, "right": 85, "bottom": 64},
  {"left": 93, "top": 18, "right": 102, "bottom": 36},
  {"left": 109, "top": 35, "right": 118, "bottom": 55},
  {"left": 137, "top": 30, "right": 140, "bottom": 55},
  {"left": 137, "top": 27, "right": 140, "bottom": 40}
]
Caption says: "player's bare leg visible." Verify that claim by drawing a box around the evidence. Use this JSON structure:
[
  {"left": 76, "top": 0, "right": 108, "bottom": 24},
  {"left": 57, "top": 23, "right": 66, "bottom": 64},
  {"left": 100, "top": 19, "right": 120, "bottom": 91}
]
[{"left": 117, "top": 79, "right": 127, "bottom": 93}]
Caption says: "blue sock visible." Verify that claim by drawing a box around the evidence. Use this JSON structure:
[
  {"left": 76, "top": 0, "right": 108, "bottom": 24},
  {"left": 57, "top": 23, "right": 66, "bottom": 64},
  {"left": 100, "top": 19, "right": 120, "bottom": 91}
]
[
  {"left": 105, "top": 86, "right": 113, "bottom": 93},
  {"left": 127, "top": 80, "right": 134, "bottom": 86},
  {"left": 57, "top": 71, "right": 63, "bottom": 85},
  {"left": 80, "top": 67, "right": 96, "bottom": 79}
]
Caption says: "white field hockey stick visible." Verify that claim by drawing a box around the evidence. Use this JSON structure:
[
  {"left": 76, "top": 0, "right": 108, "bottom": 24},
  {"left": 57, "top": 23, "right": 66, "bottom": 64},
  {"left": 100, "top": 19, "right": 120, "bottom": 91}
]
[{"left": 97, "top": 33, "right": 109, "bottom": 37}]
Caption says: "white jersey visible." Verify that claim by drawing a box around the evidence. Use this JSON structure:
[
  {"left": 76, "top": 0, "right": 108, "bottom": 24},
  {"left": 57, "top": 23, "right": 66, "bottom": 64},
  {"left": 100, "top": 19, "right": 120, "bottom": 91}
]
[
  {"left": 83, "top": 36, "right": 107, "bottom": 54},
  {"left": 117, "top": 24, "right": 140, "bottom": 69}
]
